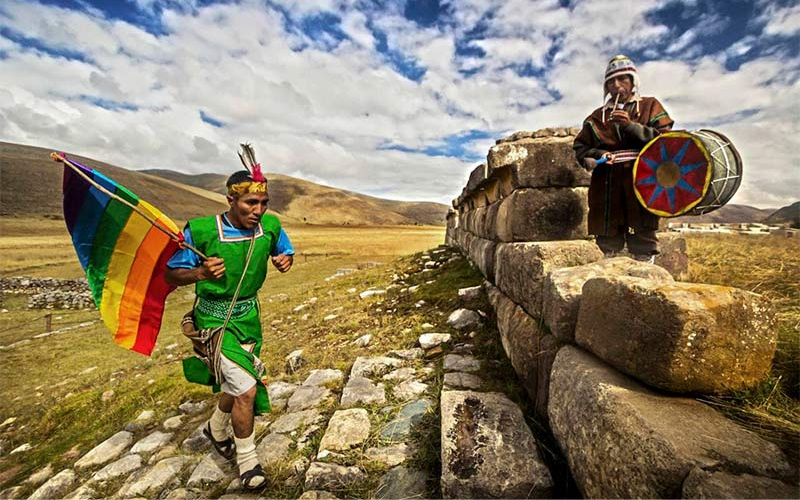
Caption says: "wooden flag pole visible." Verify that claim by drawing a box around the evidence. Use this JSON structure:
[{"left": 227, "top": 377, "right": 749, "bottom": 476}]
[{"left": 51, "top": 152, "right": 208, "bottom": 260}]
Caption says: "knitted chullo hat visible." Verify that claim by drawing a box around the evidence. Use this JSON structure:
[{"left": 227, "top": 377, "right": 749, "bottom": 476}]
[{"left": 602, "top": 54, "right": 641, "bottom": 119}]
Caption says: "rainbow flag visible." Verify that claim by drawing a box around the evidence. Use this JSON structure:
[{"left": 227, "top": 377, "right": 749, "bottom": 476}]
[{"left": 61, "top": 157, "right": 180, "bottom": 355}]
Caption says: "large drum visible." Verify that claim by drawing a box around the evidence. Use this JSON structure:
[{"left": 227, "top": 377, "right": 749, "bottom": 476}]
[{"left": 632, "top": 129, "right": 742, "bottom": 217}]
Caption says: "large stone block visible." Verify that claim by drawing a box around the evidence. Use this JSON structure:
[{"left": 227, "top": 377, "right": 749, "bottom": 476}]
[
  {"left": 466, "top": 163, "right": 487, "bottom": 193},
  {"left": 495, "top": 188, "right": 589, "bottom": 242},
  {"left": 495, "top": 240, "right": 603, "bottom": 317},
  {"left": 472, "top": 206, "right": 488, "bottom": 238},
  {"left": 575, "top": 277, "right": 777, "bottom": 393},
  {"left": 484, "top": 200, "right": 501, "bottom": 241},
  {"left": 487, "top": 137, "right": 591, "bottom": 189},
  {"left": 548, "top": 346, "right": 794, "bottom": 499},
  {"left": 543, "top": 257, "right": 674, "bottom": 342},
  {"left": 468, "top": 237, "right": 496, "bottom": 282},
  {"left": 441, "top": 390, "right": 553, "bottom": 499}
]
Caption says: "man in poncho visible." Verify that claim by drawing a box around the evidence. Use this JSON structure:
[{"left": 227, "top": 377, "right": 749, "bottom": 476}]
[
  {"left": 165, "top": 151, "right": 293, "bottom": 490},
  {"left": 573, "top": 54, "right": 674, "bottom": 260}
]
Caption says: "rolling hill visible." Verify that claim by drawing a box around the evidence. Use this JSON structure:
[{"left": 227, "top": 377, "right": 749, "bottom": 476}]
[
  {"left": 141, "top": 169, "right": 448, "bottom": 226},
  {"left": 668, "top": 204, "right": 777, "bottom": 224},
  {"left": 765, "top": 201, "right": 800, "bottom": 228},
  {"left": 0, "top": 142, "right": 448, "bottom": 227}
]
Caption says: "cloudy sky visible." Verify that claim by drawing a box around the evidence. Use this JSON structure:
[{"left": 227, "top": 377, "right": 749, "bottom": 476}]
[{"left": 0, "top": 0, "right": 797, "bottom": 208}]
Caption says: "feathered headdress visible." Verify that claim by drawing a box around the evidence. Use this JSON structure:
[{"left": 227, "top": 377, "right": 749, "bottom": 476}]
[
  {"left": 238, "top": 143, "right": 266, "bottom": 182},
  {"left": 228, "top": 143, "right": 268, "bottom": 196}
]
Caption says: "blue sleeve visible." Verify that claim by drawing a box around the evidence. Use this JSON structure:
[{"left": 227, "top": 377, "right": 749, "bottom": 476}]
[
  {"left": 271, "top": 228, "right": 295, "bottom": 256},
  {"left": 167, "top": 227, "right": 202, "bottom": 269}
]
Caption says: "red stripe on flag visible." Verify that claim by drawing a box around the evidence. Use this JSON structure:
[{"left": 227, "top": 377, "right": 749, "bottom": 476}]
[{"left": 130, "top": 239, "right": 179, "bottom": 355}]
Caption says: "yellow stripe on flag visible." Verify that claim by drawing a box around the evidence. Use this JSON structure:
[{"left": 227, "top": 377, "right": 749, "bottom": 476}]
[{"left": 100, "top": 208, "right": 153, "bottom": 344}]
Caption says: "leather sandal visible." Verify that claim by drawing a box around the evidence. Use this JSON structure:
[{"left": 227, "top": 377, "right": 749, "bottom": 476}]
[
  {"left": 203, "top": 422, "right": 235, "bottom": 461},
  {"left": 240, "top": 464, "right": 267, "bottom": 490}
]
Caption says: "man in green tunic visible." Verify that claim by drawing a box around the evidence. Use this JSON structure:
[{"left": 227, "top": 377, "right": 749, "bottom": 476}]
[
  {"left": 574, "top": 54, "right": 674, "bottom": 260},
  {"left": 165, "top": 162, "right": 293, "bottom": 490}
]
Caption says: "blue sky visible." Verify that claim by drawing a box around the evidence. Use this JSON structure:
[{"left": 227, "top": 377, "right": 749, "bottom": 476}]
[{"left": 0, "top": 0, "right": 797, "bottom": 207}]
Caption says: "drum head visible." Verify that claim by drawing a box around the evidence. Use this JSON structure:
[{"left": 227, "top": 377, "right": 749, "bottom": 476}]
[{"left": 633, "top": 131, "right": 712, "bottom": 217}]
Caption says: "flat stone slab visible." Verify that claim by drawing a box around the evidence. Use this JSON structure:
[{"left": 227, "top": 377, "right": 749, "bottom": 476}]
[
  {"left": 271, "top": 409, "right": 321, "bottom": 434},
  {"left": 186, "top": 452, "right": 232, "bottom": 489},
  {"left": 318, "top": 409, "right": 371, "bottom": 454},
  {"left": 486, "top": 136, "right": 591, "bottom": 189},
  {"left": 178, "top": 400, "right": 208, "bottom": 415},
  {"left": 374, "top": 466, "right": 428, "bottom": 499},
  {"left": 441, "top": 390, "right": 553, "bottom": 498},
  {"left": 304, "top": 462, "right": 367, "bottom": 491},
  {"left": 382, "top": 367, "right": 416, "bottom": 382},
  {"left": 381, "top": 399, "right": 432, "bottom": 441},
  {"left": 130, "top": 430, "right": 173, "bottom": 454},
  {"left": 162, "top": 415, "right": 184, "bottom": 431},
  {"left": 350, "top": 356, "right": 402, "bottom": 378},
  {"left": 543, "top": 256, "right": 674, "bottom": 342},
  {"left": 387, "top": 348, "right": 424, "bottom": 360},
  {"left": 681, "top": 467, "right": 799, "bottom": 499},
  {"left": 340, "top": 376, "right": 386, "bottom": 407},
  {"left": 458, "top": 285, "right": 483, "bottom": 303},
  {"left": 575, "top": 276, "right": 778, "bottom": 393},
  {"left": 392, "top": 379, "right": 429, "bottom": 401},
  {"left": 256, "top": 432, "right": 292, "bottom": 464},
  {"left": 365, "top": 443, "right": 413, "bottom": 467},
  {"left": 303, "top": 369, "right": 344, "bottom": 387},
  {"left": 90, "top": 454, "right": 143, "bottom": 482},
  {"left": 116, "top": 456, "right": 189, "bottom": 498},
  {"left": 269, "top": 381, "right": 300, "bottom": 400},
  {"left": 75, "top": 430, "right": 133, "bottom": 469},
  {"left": 443, "top": 354, "right": 480, "bottom": 373},
  {"left": 287, "top": 385, "right": 333, "bottom": 412},
  {"left": 418, "top": 333, "right": 451, "bottom": 349},
  {"left": 495, "top": 240, "right": 603, "bottom": 317},
  {"left": 29, "top": 469, "right": 77, "bottom": 500},
  {"left": 181, "top": 422, "right": 211, "bottom": 453},
  {"left": 443, "top": 372, "right": 483, "bottom": 390},
  {"left": 548, "top": 346, "right": 794, "bottom": 499}
]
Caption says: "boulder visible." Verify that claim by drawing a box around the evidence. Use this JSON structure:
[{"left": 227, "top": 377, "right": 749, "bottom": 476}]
[
  {"left": 495, "top": 240, "right": 603, "bottom": 317},
  {"left": 495, "top": 188, "right": 589, "bottom": 242},
  {"left": 543, "top": 256, "right": 674, "bottom": 342},
  {"left": 487, "top": 137, "right": 591, "bottom": 189},
  {"left": 548, "top": 346, "right": 793, "bottom": 499},
  {"left": 441, "top": 391, "right": 553, "bottom": 498},
  {"left": 576, "top": 277, "right": 778, "bottom": 393}
]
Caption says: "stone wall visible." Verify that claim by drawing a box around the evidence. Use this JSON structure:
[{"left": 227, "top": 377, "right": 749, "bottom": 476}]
[
  {"left": 0, "top": 277, "right": 95, "bottom": 310},
  {"left": 445, "top": 128, "right": 795, "bottom": 498}
]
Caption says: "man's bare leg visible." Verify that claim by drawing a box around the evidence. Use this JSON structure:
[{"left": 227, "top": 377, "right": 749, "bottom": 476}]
[{"left": 231, "top": 385, "right": 255, "bottom": 438}]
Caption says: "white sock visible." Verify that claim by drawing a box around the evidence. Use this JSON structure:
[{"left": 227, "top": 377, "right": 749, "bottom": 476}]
[
  {"left": 209, "top": 406, "right": 231, "bottom": 441},
  {"left": 235, "top": 432, "right": 263, "bottom": 485}
]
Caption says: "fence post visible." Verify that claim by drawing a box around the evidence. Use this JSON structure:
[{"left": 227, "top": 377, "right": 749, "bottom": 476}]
[{"left": 44, "top": 313, "right": 52, "bottom": 332}]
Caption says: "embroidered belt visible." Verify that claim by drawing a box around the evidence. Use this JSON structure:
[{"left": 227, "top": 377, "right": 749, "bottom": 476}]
[
  {"left": 613, "top": 149, "right": 640, "bottom": 163},
  {"left": 196, "top": 296, "right": 257, "bottom": 320}
]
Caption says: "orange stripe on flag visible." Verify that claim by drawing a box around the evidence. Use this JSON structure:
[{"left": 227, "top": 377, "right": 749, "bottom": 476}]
[{"left": 115, "top": 225, "right": 172, "bottom": 349}]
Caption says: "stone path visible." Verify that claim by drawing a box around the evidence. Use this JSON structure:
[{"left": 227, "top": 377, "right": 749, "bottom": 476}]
[{"left": 5, "top": 247, "right": 554, "bottom": 499}]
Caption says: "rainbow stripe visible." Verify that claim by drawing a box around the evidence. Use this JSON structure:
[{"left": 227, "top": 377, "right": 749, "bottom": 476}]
[{"left": 62, "top": 159, "right": 180, "bottom": 355}]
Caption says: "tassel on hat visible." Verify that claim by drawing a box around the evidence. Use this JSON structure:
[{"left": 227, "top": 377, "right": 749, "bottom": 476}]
[{"left": 602, "top": 54, "right": 641, "bottom": 122}]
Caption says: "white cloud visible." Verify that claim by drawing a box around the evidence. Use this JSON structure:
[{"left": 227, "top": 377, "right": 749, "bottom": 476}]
[{"left": 0, "top": 0, "right": 796, "bottom": 209}]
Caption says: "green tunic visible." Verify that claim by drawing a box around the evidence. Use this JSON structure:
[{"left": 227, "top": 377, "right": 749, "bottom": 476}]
[{"left": 181, "top": 213, "right": 281, "bottom": 414}]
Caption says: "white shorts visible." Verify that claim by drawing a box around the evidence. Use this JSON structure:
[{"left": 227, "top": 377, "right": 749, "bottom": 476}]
[{"left": 218, "top": 355, "right": 256, "bottom": 396}]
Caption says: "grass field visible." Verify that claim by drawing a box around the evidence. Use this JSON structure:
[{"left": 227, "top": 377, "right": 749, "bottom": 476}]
[{"left": 0, "top": 218, "right": 797, "bottom": 493}]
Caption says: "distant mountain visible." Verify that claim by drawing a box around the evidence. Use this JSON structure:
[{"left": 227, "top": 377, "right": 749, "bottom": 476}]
[
  {"left": 141, "top": 169, "right": 448, "bottom": 226},
  {"left": 669, "top": 204, "right": 776, "bottom": 224},
  {"left": 0, "top": 142, "right": 231, "bottom": 224},
  {"left": 765, "top": 201, "right": 800, "bottom": 228},
  {"left": 0, "top": 142, "right": 447, "bottom": 227}
]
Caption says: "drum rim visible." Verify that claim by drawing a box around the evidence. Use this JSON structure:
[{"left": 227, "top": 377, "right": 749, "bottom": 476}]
[{"left": 632, "top": 130, "right": 713, "bottom": 218}]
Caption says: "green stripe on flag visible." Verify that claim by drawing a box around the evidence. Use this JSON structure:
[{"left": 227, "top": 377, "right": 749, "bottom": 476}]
[{"left": 86, "top": 188, "right": 140, "bottom": 306}]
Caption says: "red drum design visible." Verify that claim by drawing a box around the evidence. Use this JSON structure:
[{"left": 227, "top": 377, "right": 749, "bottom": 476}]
[{"left": 633, "top": 129, "right": 742, "bottom": 217}]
